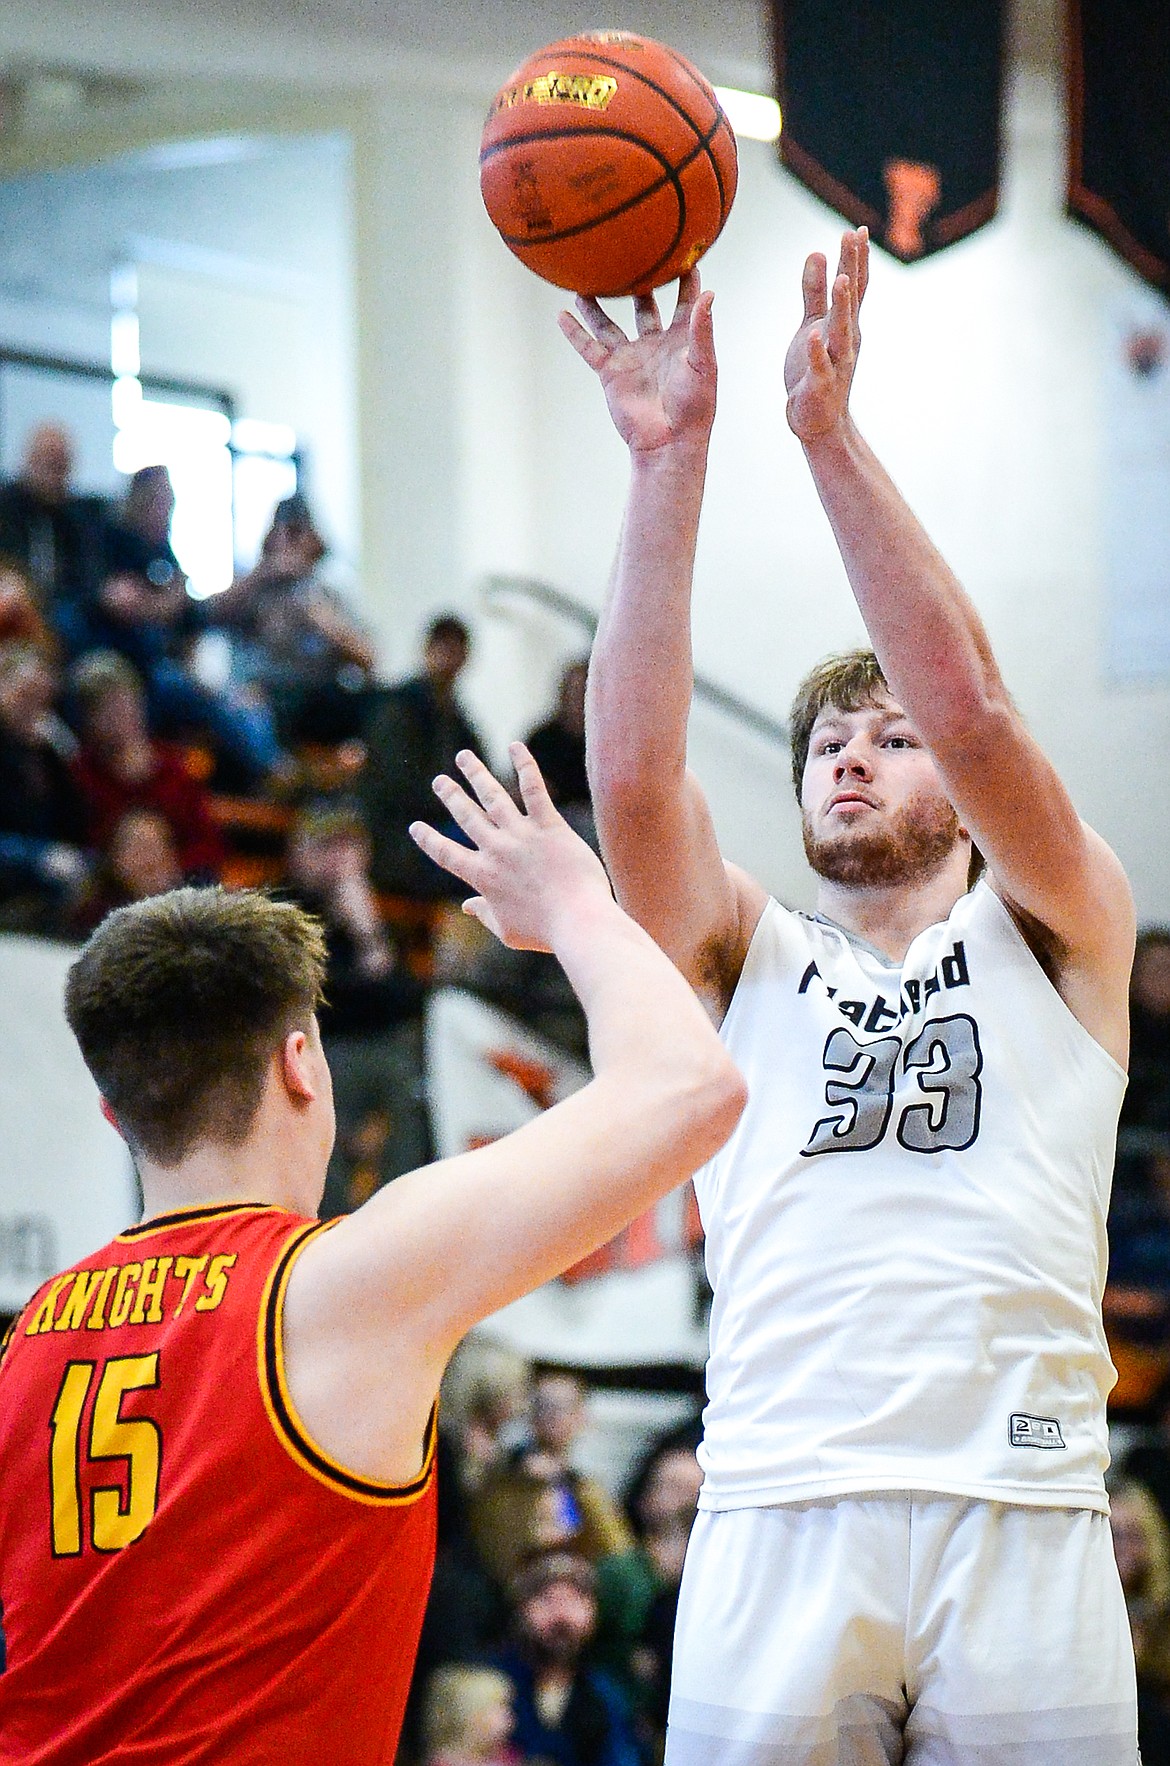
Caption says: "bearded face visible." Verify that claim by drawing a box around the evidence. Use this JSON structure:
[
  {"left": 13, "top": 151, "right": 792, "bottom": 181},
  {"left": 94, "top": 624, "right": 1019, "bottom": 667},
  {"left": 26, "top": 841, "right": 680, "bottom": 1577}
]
[{"left": 803, "top": 788, "right": 963, "bottom": 887}]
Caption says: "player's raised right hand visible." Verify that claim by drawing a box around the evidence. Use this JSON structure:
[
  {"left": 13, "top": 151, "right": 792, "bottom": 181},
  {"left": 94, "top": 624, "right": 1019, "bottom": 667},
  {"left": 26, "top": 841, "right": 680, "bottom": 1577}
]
[
  {"left": 410, "top": 744, "right": 613, "bottom": 952},
  {"left": 558, "top": 270, "right": 717, "bottom": 456}
]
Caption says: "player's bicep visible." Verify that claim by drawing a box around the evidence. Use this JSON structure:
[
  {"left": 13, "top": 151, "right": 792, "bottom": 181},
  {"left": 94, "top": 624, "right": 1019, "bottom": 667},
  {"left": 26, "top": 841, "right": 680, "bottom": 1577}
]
[
  {"left": 936, "top": 715, "right": 1133, "bottom": 963},
  {"left": 594, "top": 768, "right": 761, "bottom": 1006}
]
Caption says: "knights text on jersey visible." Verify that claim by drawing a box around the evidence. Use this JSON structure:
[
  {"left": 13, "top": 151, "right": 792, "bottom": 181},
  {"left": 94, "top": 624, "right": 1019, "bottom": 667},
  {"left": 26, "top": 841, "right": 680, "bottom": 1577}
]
[
  {"left": 695, "top": 880, "right": 1125, "bottom": 1513},
  {"left": 0, "top": 1202, "right": 437, "bottom": 1766}
]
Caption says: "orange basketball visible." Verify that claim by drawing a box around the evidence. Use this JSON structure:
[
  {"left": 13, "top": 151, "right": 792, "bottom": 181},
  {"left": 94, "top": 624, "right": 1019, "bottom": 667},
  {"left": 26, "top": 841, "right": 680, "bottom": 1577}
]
[{"left": 479, "top": 31, "right": 738, "bottom": 298}]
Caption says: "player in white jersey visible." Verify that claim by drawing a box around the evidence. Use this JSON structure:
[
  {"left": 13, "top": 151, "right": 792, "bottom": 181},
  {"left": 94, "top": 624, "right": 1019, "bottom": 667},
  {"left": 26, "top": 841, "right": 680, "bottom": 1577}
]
[{"left": 560, "top": 228, "right": 1139, "bottom": 1762}]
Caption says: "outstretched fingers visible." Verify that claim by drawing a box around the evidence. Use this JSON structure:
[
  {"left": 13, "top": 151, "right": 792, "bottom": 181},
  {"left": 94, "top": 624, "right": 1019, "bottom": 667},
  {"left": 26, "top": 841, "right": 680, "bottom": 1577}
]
[
  {"left": 408, "top": 817, "right": 482, "bottom": 889},
  {"left": 671, "top": 268, "right": 702, "bottom": 327},
  {"left": 802, "top": 252, "right": 828, "bottom": 323},
  {"left": 633, "top": 291, "right": 663, "bottom": 336},
  {"left": 687, "top": 287, "right": 717, "bottom": 377},
  {"left": 557, "top": 309, "right": 611, "bottom": 372},
  {"left": 832, "top": 227, "right": 868, "bottom": 322},
  {"left": 428, "top": 769, "right": 494, "bottom": 845},
  {"left": 456, "top": 750, "right": 518, "bottom": 826},
  {"left": 510, "top": 741, "right": 558, "bottom": 825},
  {"left": 575, "top": 295, "right": 628, "bottom": 347},
  {"left": 826, "top": 272, "right": 854, "bottom": 363}
]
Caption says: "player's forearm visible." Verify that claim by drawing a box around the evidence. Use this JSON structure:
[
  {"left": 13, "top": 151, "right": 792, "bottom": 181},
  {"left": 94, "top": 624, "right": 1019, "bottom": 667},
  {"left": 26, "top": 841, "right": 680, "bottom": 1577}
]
[
  {"left": 803, "top": 421, "right": 1007, "bottom": 743},
  {"left": 587, "top": 441, "right": 709, "bottom": 801},
  {"left": 366, "top": 894, "right": 744, "bottom": 1340},
  {"left": 548, "top": 886, "right": 725, "bottom": 1081}
]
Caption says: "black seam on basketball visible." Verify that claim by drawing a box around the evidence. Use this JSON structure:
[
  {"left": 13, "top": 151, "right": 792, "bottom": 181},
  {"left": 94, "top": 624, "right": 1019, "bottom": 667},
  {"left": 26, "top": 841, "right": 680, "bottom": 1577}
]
[
  {"left": 657, "top": 43, "right": 732, "bottom": 223},
  {"left": 482, "top": 115, "right": 719, "bottom": 254}
]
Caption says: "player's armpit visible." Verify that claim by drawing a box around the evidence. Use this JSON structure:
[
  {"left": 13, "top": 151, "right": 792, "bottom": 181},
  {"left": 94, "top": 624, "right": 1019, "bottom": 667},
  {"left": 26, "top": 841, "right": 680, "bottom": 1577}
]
[{"left": 594, "top": 770, "right": 767, "bottom": 1019}]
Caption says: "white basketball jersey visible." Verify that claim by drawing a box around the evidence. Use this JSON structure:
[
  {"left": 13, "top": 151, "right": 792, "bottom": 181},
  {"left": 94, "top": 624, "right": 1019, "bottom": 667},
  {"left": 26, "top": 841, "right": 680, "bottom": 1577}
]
[{"left": 696, "top": 880, "right": 1125, "bottom": 1514}]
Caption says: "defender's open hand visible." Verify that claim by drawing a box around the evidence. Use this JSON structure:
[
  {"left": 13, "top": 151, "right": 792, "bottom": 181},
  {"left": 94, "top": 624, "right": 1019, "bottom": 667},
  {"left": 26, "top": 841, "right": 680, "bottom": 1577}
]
[
  {"left": 784, "top": 228, "right": 869, "bottom": 444},
  {"left": 558, "top": 271, "right": 717, "bottom": 455},
  {"left": 409, "top": 744, "right": 612, "bottom": 951}
]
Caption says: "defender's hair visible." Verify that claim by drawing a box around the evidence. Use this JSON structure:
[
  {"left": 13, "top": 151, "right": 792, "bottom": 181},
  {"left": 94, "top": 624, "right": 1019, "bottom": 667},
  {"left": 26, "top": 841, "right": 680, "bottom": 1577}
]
[
  {"left": 65, "top": 887, "right": 327, "bottom": 1168},
  {"left": 788, "top": 649, "right": 889, "bottom": 800}
]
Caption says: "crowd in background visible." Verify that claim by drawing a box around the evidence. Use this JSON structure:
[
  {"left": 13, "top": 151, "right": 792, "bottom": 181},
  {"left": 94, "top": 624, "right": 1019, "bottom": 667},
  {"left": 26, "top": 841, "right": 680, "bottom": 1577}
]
[
  {"left": 6, "top": 418, "right": 1170, "bottom": 1761},
  {"left": 406, "top": 1343, "right": 704, "bottom": 1766},
  {"left": 0, "top": 418, "right": 593, "bottom": 1205}
]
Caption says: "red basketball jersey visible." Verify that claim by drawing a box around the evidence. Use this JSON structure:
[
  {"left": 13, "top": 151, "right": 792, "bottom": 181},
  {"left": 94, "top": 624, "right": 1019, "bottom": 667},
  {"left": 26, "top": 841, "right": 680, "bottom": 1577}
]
[{"left": 0, "top": 1201, "right": 437, "bottom": 1765}]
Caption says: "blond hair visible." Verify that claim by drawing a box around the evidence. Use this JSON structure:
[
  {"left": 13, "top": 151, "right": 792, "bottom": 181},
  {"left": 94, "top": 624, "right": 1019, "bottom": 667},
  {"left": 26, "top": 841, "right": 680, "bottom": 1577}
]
[{"left": 422, "top": 1665, "right": 512, "bottom": 1759}]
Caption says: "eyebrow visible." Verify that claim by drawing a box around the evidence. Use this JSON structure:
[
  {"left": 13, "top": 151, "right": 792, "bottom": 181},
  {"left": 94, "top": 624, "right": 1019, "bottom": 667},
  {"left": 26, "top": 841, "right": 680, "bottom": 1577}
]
[{"left": 811, "top": 705, "right": 908, "bottom": 734}]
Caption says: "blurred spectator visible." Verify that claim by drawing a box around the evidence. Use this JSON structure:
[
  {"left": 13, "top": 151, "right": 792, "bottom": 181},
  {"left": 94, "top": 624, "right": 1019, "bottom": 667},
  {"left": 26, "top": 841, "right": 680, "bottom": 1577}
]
[
  {"left": 470, "top": 1373, "right": 633, "bottom": 1590},
  {"left": 72, "top": 808, "right": 183, "bottom": 933},
  {"left": 594, "top": 1428, "right": 702, "bottom": 1732},
  {"left": 0, "top": 641, "right": 88, "bottom": 930},
  {"left": 524, "top": 660, "right": 590, "bottom": 821},
  {"left": 211, "top": 494, "right": 376, "bottom": 743},
  {"left": 1108, "top": 1136, "right": 1170, "bottom": 1305},
  {"left": 66, "top": 559, "right": 282, "bottom": 791},
  {"left": 360, "top": 614, "right": 483, "bottom": 899},
  {"left": 409, "top": 1343, "right": 531, "bottom": 1751},
  {"left": 494, "top": 1554, "right": 640, "bottom": 1766},
  {"left": 93, "top": 466, "right": 199, "bottom": 659},
  {"left": 442, "top": 1340, "right": 533, "bottom": 1499},
  {"left": 1120, "top": 1381, "right": 1170, "bottom": 1536},
  {"left": 70, "top": 651, "right": 224, "bottom": 881},
  {"left": 280, "top": 804, "right": 428, "bottom": 1214},
  {"left": 0, "top": 422, "right": 106, "bottom": 610},
  {"left": 421, "top": 1665, "right": 520, "bottom": 1766},
  {"left": 1125, "top": 930, "right": 1170, "bottom": 1134},
  {"left": 1110, "top": 1477, "right": 1170, "bottom": 1763},
  {"left": 0, "top": 559, "right": 56, "bottom": 657},
  {"left": 113, "top": 466, "right": 187, "bottom": 598}
]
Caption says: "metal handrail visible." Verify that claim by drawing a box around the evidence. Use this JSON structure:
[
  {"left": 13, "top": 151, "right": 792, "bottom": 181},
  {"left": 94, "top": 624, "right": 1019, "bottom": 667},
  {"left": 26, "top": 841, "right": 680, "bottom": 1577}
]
[{"left": 482, "top": 573, "right": 791, "bottom": 751}]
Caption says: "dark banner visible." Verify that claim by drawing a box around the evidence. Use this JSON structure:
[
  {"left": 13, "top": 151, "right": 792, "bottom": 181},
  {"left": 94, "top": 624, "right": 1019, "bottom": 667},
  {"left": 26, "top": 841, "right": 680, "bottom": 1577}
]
[
  {"left": 1068, "top": 0, "right": 1170, "bottom": 293},
  {"left": 771, "top": 0, "right": 1005, "bottom": 262}
]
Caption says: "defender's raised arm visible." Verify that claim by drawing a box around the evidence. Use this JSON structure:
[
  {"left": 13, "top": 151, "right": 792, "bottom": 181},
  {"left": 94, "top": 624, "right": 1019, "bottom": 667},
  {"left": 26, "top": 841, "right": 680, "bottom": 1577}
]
[{"left": 283, "top": 745, "right": 747, "bottom": 1484}]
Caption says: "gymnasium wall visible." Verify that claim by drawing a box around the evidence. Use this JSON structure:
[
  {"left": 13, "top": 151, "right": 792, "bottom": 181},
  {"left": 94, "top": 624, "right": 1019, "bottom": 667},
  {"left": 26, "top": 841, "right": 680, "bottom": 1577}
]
[{"left": 0, "top": 137, "right": 359, "bottom": 567}]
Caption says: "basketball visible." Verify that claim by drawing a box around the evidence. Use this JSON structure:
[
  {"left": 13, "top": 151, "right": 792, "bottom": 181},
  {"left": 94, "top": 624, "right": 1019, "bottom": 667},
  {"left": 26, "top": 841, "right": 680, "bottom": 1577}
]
[{"left": 479, "top": 31, "right": 738, "bottom": 298}]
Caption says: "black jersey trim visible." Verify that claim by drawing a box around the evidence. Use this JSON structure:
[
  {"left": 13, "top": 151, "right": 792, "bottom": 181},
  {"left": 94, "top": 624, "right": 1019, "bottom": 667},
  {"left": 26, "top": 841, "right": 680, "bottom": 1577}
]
[
  {"left": 258, "top": 1221, "right": 437, "bottom": 1506},
  {"left": 117, "top": 1202, "right": 289, "bottom": 1242}
]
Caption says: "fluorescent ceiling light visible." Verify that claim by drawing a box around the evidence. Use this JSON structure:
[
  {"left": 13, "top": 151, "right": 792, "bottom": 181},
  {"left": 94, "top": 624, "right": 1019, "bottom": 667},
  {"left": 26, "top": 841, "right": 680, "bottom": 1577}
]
[{"left": 714, "top": 86, "right": 782, "bottom": 143}]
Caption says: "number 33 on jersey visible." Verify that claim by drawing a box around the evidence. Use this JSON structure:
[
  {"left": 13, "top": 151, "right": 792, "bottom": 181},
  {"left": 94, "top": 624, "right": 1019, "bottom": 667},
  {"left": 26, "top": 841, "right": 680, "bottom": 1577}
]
[{"left": 693, "top": 880, "right": 1126, "bottom": 1515}]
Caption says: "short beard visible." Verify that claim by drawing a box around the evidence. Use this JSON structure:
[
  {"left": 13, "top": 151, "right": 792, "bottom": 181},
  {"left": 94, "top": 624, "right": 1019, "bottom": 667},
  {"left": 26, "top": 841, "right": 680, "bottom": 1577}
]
[{"left": 803, "top": 794, "right": 963, "bottom": 888}]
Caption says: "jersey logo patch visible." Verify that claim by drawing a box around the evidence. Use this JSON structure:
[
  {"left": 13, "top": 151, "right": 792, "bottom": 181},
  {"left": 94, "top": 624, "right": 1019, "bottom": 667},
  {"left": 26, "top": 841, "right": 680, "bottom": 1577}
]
[{"left": 1009, "top": 1413, "right": 1066, "bottom": 1449}]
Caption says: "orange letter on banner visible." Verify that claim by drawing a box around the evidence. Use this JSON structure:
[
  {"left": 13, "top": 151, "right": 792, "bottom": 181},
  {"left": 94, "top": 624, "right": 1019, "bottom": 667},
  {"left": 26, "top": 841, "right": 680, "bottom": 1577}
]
[{"left": 883, "top": 159, "right": 941, "bottom": 258}]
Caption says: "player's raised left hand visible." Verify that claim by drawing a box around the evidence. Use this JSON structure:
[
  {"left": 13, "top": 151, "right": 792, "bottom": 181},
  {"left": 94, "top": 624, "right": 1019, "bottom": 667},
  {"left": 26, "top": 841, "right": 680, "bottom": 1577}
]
[
  {"left": 558, "top": 270, "right": 717, "bottom": 456},
  {"left": 409, "top": 744, "right": 612, "bottom": 952},
  {"left": 784, "top": 227, "right": 868, "bottom": 444}
]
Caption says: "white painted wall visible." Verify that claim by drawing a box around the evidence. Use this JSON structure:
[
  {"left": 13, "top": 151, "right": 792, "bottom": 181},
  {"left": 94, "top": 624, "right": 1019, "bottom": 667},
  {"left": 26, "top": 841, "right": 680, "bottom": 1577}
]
[{"left": 0, "top": 136, "right": 358, "bottom": 568}]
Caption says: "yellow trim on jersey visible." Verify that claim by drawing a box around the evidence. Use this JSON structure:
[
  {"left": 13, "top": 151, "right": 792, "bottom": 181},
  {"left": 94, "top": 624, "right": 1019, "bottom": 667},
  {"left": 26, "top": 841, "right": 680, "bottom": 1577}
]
[
  {"left": 117, "top": 1202, "right": 291, "bottom": 1244},
  {"left": 257, "top": 1220, "right": 437, "bottom": 1507}
]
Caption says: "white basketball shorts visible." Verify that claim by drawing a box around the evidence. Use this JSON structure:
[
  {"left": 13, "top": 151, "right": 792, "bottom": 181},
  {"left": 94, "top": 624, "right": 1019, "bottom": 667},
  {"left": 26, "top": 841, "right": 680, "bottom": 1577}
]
[{"left": 666, "top": 1495, "right": 1138, "bottom": 1765}]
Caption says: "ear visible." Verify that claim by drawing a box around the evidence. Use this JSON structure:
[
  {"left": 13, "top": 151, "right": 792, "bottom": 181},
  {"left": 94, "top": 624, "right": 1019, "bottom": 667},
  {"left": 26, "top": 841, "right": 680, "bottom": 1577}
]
[
  {"left": 280, "top": 1028, "right": 319, "bottom": 1105},
  {"left": 99, "top": 1097, "right": 124, "bottom": 1138}
]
